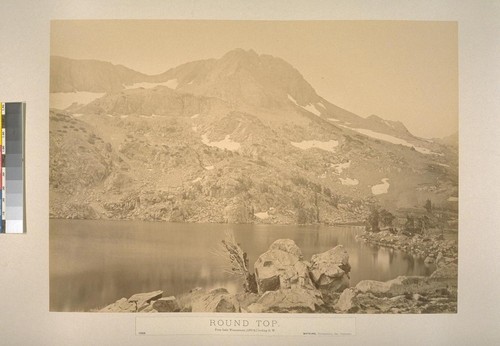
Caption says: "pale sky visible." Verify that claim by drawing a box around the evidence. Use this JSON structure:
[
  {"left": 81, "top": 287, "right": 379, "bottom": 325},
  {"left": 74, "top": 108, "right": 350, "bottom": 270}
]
[{"left": 51, "top": 20, "right": 458, "bottom": 138}]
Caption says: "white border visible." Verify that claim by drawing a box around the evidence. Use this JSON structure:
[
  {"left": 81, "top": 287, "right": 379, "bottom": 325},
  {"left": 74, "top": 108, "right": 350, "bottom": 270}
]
[{"left": 0, "top": 1, "right": 499, "bottom": 344}]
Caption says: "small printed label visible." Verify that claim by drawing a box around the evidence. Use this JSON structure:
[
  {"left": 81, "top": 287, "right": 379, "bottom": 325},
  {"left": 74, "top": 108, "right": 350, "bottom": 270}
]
[{"left": 136, "top": 316, "right": 355, "bottom": 336}]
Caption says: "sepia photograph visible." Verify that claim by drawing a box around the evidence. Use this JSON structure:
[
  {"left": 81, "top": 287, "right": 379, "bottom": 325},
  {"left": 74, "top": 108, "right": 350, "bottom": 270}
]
[{"left": 49, "top": 20, "right": 458, "bottom": 314}]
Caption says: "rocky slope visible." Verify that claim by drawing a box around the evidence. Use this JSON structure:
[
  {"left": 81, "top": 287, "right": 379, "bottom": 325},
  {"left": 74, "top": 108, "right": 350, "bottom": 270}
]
[{"left": 50, "top": 49, "right": 458, "bottom": 224}]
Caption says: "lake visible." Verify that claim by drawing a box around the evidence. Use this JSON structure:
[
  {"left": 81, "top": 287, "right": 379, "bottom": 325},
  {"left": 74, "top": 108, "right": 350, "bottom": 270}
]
[{"left": 49, "top": 219, "right": 434, "bottom": 311}]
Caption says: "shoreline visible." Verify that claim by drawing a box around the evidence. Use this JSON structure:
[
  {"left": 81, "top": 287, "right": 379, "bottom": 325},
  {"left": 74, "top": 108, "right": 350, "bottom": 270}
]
[{"left": 98, "top": 232, "right": 458, "bottom": 314}]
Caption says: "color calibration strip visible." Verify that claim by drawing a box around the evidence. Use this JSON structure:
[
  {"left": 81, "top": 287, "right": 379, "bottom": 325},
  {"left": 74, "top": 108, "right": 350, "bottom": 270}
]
[{"left": 0, "top": 102, "right": 25, "bottom": 234}]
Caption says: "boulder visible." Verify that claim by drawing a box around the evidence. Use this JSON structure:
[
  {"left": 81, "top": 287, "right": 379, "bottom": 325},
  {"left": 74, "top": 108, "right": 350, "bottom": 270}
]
[
  {"left": 191, "top": 288, "right": 240, "bottom": 313},
  {"left": 254, "top": 239, "right": 313, "bottom": 294},
  {"left": 153, "top": 296, "right": 180, "bottom": 312},
  {"left": 139, "top": 303, "right": 157, "bottom": 313},
  {"left": 309, "top": 245, "right": 350, "bottom": 292},
  {"left": 234, "top": 292, "right": 260, "bottom": 311},
  {"left": 429, "top": 263, "right": 458, "bottom": 284},
  {"left": 335, "top": 288, "right": 358, "bottom": 312},
  {"left": 128, "top": 290, "right": 163, "bottom": 310},
  {"left": 250, "top": 288, "right": 324, "bottom": 313},
  {"left": 356, "top": 276, "right": 431, "bottom": 296},
  {"left": 176, "top": 287, "right": 207, "bottom": 312},
  {"left": 335, "top": 288, "right": 423, "bottom": 313},
  {"left": 100, "top": 297, "right": 136, "bottom": 312}
]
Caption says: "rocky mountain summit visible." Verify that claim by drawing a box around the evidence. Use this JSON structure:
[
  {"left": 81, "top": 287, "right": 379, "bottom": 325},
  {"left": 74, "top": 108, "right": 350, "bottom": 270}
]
[{"left": 50, "top": 49, "right": 458, "bottom": 224}]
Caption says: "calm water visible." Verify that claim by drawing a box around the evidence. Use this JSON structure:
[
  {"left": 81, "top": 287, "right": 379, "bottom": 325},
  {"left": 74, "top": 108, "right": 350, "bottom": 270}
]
[{"left": 49, "top": 219, "right": 434, "bottom": 311}]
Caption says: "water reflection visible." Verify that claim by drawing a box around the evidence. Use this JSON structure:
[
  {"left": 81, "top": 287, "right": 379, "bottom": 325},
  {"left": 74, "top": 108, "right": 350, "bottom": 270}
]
[{"left": 50, "top": 220, "right": 432, "bottom": 311}]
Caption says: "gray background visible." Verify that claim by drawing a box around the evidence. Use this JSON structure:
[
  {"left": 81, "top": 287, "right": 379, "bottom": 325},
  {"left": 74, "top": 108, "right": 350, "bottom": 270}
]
[{"left": 0, "top": 0, "right": 499, "bottom": 344}]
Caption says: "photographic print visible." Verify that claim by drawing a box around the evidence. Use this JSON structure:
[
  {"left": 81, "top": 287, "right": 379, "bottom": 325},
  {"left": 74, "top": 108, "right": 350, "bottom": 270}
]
[{"left": 49, "top": 20, "right": 458, "bottom": 313}]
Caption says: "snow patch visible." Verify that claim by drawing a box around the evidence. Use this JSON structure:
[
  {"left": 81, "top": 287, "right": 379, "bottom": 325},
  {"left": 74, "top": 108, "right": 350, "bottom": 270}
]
[
  {"left": 383, "top": 120, "right": 395, "bottom": 129},
  {"left": 345, "top": 127, "right": 442, "bottom": 156},
  {"left": 339, "top": 177, "right": 359, "bottom": 186},
  {"left": 254, "top": 212, "right": 270, "bottom": 220},
  {"left": 371, "top": 178, "right": 390, "bottom": 195},
  {"left": 303, "top": 104, "right": 322, "bottom": 116},
  {"left": 291, "top": 140, "right": 339, "bottom": 153},
  {"left": 192, "top": 177, "right": 202, "bottom": 183},
  {"left": 50, "top": 92, "right": 105, "bottom": 110},
  {"left": 328, "top": 118, "right": 340, "bottom": 122},
  {"left": 125, "top": 79, "right": 179, "bottom": 90},
  {"left": 287, "top": 94, "right": 299, "bottom": 106},
  {"left": 331, "top": 161, "right": 351, "bottom": 174},
  {"left": 434, "top": 162, "right": 450, "bottom": 167},
  {"left": 202, "top": 134, "right": 241, "bottom": 151},
  {"left": 191, "top": 113, "right": 200, "bottom": 119},
  {"left": 287, "top": 94, "right": 322, "bottom": 116},
  {"left": 204, "top": 165, "right": 214, "bottom": 170}
]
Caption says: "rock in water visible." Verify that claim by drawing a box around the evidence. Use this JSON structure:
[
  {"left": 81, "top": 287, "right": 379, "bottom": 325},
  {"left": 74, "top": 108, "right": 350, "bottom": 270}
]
[
  {"left": 309, "top": 245, "right": 350, "bottom": 292},
  {"left": 191, "top": 288, "right": 240, "bottom": 313},
  {"left": 254, "top": 239, "right": 313, "bottom": 294},
  {"left": 153, "top": 296, "right": 180, "bottom": 312}
]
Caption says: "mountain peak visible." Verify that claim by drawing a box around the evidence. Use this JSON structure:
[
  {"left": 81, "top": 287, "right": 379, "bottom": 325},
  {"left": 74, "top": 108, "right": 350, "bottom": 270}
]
[{"left": 222, "top": 48, "right": 259, "bottom": 60}]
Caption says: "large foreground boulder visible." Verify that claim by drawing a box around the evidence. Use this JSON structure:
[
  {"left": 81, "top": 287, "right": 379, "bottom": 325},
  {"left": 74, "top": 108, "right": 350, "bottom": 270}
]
[
  {"left": 309, "top": 245, "right": 350, "bottom": 292},
  {"left": 254, "top": 239, "right": 313, "bottom": 293},
  {"left": 246, "top": 288, "right": 324, "bottom": 313},
  {"left": 191, "top": 288, "right": 240, "bottom": 312}
]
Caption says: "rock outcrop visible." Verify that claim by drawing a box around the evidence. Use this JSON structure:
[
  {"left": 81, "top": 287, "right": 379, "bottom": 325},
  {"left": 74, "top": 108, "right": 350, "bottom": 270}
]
[
  {"left": 254, "top": 239, "right": 313, "bottom": 293},
  {"left": 100, "top": 290, "right": 165, "bottom": 312},
  {"left": 97, "top": 236, "right": 458, "bottom": 314},
  {"left": 335, "top": 263, "right": 458, "bottom": 313},
  {"left": 153, "top": 296, "right": 180, "bottom": 312},
  {"left": 247, "top": 288, "right": 324, "bottom": 313},
  {"left": 191, "top": 288, "right": 240, "bottom": 313},
  {"left": 309, "top": 245, "right": 350, "bottom": 292}
]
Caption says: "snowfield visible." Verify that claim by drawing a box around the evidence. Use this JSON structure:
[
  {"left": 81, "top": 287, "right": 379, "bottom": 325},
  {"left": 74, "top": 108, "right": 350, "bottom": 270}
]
[
  {"left": 344, "top": 127, "right": 442, "bottom": 156},
  {"left": 202, "top": 134, "right": 241, "bottom": 151},
  {"left": 371, "top": 178, "right": 390, "bottom": 195},
  {"left": 291, "top": 139, "right": 339, "bottom": 153},
  {"left": 50, "top": 92, "right": 105, "bottom": 110}
]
